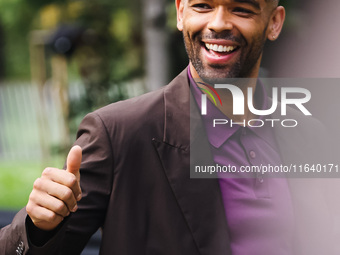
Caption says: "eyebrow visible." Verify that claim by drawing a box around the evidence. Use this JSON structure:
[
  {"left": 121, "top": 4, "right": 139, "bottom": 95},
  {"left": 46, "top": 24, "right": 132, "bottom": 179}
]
[
  {"left": 187, "top": 0, "right": 261, "bottom": 11},
  {"left": 233, "top": 0, "right": 261, "bottom": 10}
]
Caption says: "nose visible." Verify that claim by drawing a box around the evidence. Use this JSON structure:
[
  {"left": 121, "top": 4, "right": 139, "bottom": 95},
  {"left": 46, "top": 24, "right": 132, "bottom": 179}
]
[{"left": 207, "top": 7, "right": 233, "bottom": 33}]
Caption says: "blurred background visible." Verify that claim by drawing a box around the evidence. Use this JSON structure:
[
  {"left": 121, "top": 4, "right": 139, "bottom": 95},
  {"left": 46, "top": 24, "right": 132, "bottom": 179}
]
[{"left": 0, "top": 0, "right": 338, "bottom": 224}]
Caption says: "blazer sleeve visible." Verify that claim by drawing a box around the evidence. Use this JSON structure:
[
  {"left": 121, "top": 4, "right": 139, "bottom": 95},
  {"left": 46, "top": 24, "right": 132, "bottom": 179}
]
[
  {"left": 0, "top": 112, "right": 114, "bottom": 254},
  {"left": 0, "top": 208, "right": 30, "bottom": 255}
]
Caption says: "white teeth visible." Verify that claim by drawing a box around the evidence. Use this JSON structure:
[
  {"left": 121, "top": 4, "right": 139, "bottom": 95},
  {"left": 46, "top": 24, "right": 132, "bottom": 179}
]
[{"left": 205, "top": 43, "right": 236, "bottom": 53}]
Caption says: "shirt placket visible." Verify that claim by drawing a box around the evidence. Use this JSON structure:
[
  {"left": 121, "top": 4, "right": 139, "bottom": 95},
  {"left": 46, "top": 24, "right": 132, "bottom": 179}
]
[{"left": 239, "top": 127, "right": 270, "bottom": 198}]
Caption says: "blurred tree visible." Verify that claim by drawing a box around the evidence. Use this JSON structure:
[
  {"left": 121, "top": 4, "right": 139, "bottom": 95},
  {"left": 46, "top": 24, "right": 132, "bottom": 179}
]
[
  {"left": 63, "top": 0, "right": 145, "bottom": 138},
  {"left": 0, "top": 0, "right": 146, "bottom": 154},
  {"left": 0, "top": 0, "right": 35, "bottom": 79},
  {"left": 143, "top": 0, "right": 170, "bottom": 90},
  {"left": 166, "top": 0, "right": 189, "bottom": 80}
]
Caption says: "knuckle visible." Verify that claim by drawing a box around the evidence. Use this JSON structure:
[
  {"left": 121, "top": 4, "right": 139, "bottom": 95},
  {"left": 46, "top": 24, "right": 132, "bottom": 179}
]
[
  {"left": 55, "top": 202, "right": 67, "bottom": 213},
  {"left": 62, "top": 188, "right": 73, "bottom": 201},
  {"left": 28, "top": 191, "right": 36, "bottom": 202},
  {"left": 26, "top": 203, "right": 34, "bottom": 215},
  {"left": 67, "top": 175, "right": 77, "bottom": 187},
  {"left": 46, "top": 211, "right": 58, "bottom": 222},
  {"left": 33, "top": 178, "right": 43, "bottom": 190},
  {"left": 26, "top": 203, "right": 39, "bottom": 220},
  {"left": 42, "top": 167, "right": 53, "bottom": 176}
]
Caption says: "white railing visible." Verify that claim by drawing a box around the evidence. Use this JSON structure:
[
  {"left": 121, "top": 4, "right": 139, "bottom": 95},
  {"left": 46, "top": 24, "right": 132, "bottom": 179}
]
[
  {"left": 0, "top": 82, "right": 64, "bottom": 160},
  {"left": 0, "top": 79, "right": 146, "bottom": 161}
]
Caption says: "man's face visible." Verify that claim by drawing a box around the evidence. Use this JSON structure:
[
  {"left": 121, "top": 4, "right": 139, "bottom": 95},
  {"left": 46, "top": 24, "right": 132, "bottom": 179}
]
[{"left": 176, "top": 0, "right": 283, "bottom": 79}]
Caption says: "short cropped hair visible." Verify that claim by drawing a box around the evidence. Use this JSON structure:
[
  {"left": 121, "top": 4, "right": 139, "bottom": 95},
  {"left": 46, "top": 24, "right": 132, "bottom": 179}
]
[{"left": 266, "top": 0, "right": 280, "bottom": 7}]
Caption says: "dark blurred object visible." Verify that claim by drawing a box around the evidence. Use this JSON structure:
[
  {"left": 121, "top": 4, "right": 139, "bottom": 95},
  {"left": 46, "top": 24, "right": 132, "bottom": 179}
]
[
  {"left": 47, "top": 25, "right": 86, "bottom": 58},
  {"left": 0, "top": 210, "right": 17, "bottom": 230},
  {"left": 168, "top": 30, "right": 188, "bottom": 81},
  {"left": 28, "top": 0, "right": 67, "bottom": 9}
]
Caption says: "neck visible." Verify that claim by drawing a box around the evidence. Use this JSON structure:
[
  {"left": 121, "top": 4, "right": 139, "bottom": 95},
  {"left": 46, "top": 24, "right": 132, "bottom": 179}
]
[{"left": 190, "top": 63, "right": 260, "bottom": 122}]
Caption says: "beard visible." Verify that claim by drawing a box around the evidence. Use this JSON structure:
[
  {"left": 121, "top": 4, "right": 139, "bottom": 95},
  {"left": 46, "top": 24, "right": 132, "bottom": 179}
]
[{"left": 183, "top": 29, "right": 267, "bottom": 81}]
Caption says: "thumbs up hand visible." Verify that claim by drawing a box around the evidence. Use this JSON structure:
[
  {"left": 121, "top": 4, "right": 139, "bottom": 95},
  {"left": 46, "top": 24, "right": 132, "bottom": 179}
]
[
  {"left": 66, "top": 145, "right": 82, "bottom": 201},
  {"left": 26, "top": 146, "right": 83, "bottom": 231}
]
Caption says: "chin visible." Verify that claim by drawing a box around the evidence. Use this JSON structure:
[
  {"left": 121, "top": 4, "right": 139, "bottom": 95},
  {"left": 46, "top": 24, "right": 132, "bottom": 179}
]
[{"left": 199, "top": 67, "right": 240, "bottom": 81}]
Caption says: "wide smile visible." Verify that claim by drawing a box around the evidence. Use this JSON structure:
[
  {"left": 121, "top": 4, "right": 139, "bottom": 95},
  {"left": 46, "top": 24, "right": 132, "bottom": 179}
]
[
  {"left": 201, "top": 41, "right": 240, "bottom": 65},
  {"left": 205, "top": 43, "right": 238, "bottom": 54}
]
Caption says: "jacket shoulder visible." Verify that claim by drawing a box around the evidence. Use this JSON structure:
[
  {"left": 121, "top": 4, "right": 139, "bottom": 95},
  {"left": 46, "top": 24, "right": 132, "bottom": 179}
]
[
  {"left": 94, "top": 85, "right": 166, "bottom": 125},
  {"left": 87, "top": 68, "right": 189, "bottom": 134}
]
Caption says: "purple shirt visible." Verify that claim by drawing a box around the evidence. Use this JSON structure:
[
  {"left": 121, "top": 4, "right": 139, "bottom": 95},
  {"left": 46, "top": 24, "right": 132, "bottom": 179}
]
[{"left": 189, "top": 69, "right": 295, "bottom": 255}]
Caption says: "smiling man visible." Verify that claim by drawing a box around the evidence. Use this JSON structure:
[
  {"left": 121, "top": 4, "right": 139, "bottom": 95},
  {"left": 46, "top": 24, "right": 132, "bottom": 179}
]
[
  {"left": 179, "top": 0, "right": 285, "bottom": 120},
  {"left": 180, "top": 0, "right": 283, "bottom": 79},
  {"left": 0, "top": 1, "right": 337, "bottom": 255}
]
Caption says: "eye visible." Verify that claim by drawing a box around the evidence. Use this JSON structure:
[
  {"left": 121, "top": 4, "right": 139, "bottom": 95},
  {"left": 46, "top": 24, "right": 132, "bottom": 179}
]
[
  {"left": 192, "top": 3, "right": 212, "bottom": 12},
  {"left": 233, "top": 7, "right": 255, "bottom": 16}
]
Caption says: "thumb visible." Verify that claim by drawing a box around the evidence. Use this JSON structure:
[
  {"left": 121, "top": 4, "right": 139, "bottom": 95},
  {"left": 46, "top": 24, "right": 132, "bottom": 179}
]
[{"left": 66, "top": 145, "right": 82, "bottom": 175}]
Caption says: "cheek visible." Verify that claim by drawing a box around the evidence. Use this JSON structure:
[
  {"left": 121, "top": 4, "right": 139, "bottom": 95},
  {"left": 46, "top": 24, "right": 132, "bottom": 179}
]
[
  {"left": 237, "top": 21, "right": 267, "bottom": 44},
  {"left": 182, "top": 14, "right": 207, "bottom": 37}
]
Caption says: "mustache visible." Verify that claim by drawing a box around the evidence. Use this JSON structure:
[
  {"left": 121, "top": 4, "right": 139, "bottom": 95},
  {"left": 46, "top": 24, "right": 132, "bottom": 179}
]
[{"left": 198, "top": 31, "right": 244, "bottom": 44}]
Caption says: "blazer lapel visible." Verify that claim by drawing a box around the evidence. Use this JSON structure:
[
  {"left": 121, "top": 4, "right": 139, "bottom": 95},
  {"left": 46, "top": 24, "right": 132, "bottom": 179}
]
[{"left": 152, "top": 69, "right": 231, "bottom": 255}]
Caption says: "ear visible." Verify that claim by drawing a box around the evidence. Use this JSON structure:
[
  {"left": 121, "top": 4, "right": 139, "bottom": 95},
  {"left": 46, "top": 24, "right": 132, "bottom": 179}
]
[
  {"left": 267, "top": 6, "right": 285, "bottom": 41},
  {"left": 176, "top": 0, "right": 184, "bottom": 31}
]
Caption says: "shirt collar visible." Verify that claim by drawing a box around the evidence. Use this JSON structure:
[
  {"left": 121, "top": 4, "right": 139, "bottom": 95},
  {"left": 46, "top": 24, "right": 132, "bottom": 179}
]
[{"left": 188, "top": 67, "right": 277, "bottom": 150}]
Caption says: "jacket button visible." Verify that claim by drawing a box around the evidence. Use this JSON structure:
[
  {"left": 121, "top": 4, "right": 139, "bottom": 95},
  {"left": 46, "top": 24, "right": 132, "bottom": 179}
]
[{"left": 16, "top": 241, "right": 24, "bottom": 254}]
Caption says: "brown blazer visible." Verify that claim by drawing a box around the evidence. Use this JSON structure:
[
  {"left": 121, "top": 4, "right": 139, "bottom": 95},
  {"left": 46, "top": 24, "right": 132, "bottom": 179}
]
[{"left": 0, "top": 69, "right": 338, "bottom": 255}]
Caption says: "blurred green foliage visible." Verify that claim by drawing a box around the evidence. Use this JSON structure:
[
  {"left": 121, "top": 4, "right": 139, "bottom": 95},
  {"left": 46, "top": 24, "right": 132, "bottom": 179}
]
[
  {"left": 0, "top": 0, "right": 34, "bottom": 79},
  {"left": 0, "top": 159, "right": 64, "bottom": 209},
  {"left": 1, "top": 0, "right": 146, "bottom": 150},
  {"left": 0, "top": 0, "right": 145, "bottom": 86}
]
